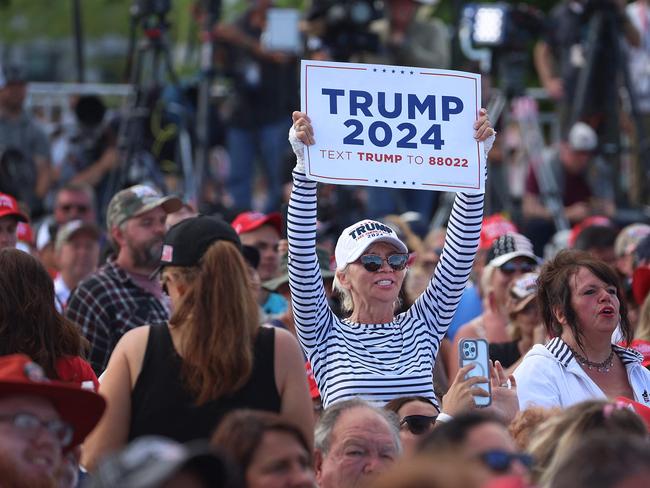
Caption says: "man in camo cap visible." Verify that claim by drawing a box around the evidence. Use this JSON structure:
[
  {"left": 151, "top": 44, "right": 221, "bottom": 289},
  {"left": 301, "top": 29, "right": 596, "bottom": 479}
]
[{"left": 65, "top": 185, "right": 182, "bottom": 374}]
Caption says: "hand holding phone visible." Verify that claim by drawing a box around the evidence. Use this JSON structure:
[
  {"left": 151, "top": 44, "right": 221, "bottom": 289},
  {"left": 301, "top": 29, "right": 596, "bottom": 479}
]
[{"left": 458, "top": 338, "right": 491, "bottom": 407}]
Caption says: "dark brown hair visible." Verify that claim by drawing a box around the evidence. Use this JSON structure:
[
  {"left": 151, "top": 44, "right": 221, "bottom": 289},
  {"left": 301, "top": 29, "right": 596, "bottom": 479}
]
[
  {"left": 211, "top": 410, "right": 311, "bottom": 471},
  {"left": 169, "top": 240, "right": 259, "bottom": 404},
  {"left": 0, "top": 248, "right": 88, "bottom": 378},
  {"left": 537, "top": 249, "right": 631, "bottom": 349},
  {"left": 384, "top": 396, "right": 440, "bottom": 416}
]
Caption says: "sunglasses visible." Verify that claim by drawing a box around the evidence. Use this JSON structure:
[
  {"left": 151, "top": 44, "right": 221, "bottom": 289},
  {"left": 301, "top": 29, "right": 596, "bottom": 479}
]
[
  {"left": 499, "top": 261, "right": 536, "bottom": 275},
  {"left": 399, "top": 415, "right": 437, "bottom": 435},
  {"left": 480, "top": 450, "right": 534, "bottom": 473},
  {"left": 358, "top": 254, "right": 409, "bottom": 272}
]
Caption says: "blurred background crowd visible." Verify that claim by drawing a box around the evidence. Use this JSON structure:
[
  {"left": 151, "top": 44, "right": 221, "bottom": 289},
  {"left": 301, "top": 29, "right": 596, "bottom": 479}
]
[{"left": 2, "top": 0, "right": 650, "bottom": 487}]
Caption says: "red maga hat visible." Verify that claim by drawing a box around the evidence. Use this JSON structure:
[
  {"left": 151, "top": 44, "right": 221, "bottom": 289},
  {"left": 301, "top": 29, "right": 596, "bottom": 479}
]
[
  {"left": 0, "top": 192, "right": 28, "bottom": 222},
  {"left": 0, "top": 354, "right": 105, "bottom": 449},
  {"left": 231, "top": 211, "right": 282, "bottom": 235}
]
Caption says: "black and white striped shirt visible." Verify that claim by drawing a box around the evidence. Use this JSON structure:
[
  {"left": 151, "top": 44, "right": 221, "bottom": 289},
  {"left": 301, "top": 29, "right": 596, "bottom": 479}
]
[{"left": 287, "top": 171, "right": 483, "bottom": 408}]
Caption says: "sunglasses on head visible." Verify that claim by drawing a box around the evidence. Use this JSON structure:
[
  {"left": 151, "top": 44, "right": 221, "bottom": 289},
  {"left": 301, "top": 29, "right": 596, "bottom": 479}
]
[
  {"left": 480, "top": 450, "right": 534, "bottom": 473},
  {"left": 500, "top": 261, "right": 536, "bottom": 275},
  {"left": 358, "top": 253, "right": 409, "bottom": 272},
  {"left": 399, "top": 415, "right": 437, "bottom": 435}
]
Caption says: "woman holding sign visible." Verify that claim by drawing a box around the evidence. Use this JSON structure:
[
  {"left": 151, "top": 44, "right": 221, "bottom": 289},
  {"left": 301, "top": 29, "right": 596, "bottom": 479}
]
[{"left": 287, "top": 109, "right": 495, "bottom": 408}]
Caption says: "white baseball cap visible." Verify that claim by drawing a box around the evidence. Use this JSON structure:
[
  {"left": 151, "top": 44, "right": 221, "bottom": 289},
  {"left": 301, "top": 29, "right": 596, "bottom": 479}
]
[
  {"left": 568, "top": 122, "right": 598, "bottom": 152},
  {"left": 334, "top": 219, "right": 408, "bottom": 271}
]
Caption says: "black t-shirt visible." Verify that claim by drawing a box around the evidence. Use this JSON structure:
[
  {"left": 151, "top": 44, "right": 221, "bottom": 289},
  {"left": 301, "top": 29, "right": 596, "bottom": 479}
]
[{"left": 489, "top": 340, "right": 521, "bottom": 369}]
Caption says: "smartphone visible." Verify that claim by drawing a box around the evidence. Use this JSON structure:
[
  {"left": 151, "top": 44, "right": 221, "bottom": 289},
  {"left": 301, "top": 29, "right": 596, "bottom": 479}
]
[{"left": 458, "top": 338, "right": 491, "bottom": 407}]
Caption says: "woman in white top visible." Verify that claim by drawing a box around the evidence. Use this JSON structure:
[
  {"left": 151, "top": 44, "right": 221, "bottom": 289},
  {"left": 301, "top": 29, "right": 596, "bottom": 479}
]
[
  {"left": 515, "top": 249, "right": 650, "bottom": 409},
  {"left": 287, "top": 110, "right": 495, "bottom": 408}
]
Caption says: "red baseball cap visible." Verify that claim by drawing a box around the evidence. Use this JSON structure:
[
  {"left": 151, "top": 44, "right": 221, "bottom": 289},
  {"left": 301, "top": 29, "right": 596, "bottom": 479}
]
[
  {"left": 568, "top": 215, "right": 613, "bottom": 248},
  {"left": 0, "top": 192, "right": 29, "bottom": 222},
  {"left": 0, "top": 354, "right": 105, "bottom": 449},
  {"left": 231, "top": 211, "right": 281, "bottom": 235},
  {"left": 480, "top": 214, "right": 517, "bottom": 250}
]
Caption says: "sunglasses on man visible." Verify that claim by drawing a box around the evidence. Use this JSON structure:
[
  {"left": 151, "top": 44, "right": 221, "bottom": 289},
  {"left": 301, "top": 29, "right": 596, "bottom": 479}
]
[
  {"left": 399, "top": 415, "right": 437, "bottom": 435},
  {"left": 499, "top": 261, "right": 536, "bottom": 275},
  {"left": 358, "top": 253, "right": 409, "bottom": 273},
  {"left": 479, "top": 449, "right": 534, "bottom": 473}
]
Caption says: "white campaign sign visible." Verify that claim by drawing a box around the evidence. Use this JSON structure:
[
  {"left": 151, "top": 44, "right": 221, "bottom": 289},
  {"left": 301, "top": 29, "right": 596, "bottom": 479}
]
[{"left": 301, "top": 60, "right": 484, "bottom": 193}]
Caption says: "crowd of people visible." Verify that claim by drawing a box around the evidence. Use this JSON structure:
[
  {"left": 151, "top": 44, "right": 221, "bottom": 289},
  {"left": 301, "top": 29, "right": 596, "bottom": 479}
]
[{"left": 2, "top": 0, "right": 650, "bottom": 487}]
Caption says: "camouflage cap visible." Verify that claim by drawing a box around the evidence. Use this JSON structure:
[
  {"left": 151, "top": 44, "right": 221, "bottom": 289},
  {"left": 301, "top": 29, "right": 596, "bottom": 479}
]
[{"left": 106, "top": 185, "right": 183, "bottom": 230}]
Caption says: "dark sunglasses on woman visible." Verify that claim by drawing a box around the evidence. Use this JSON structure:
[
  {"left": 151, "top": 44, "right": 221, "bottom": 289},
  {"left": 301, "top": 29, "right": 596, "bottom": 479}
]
[
  {"left": 480, "top": 449, "right": 534, "bottom": 473},
  {"left": 399, "top": 415, "right": 437, "bottom": 435},
  {"left": 359, "top": 253, "right": 409, "bottom": 272},
  {"left": 499, "top": 261, "right": 536, "bottom": 275}
]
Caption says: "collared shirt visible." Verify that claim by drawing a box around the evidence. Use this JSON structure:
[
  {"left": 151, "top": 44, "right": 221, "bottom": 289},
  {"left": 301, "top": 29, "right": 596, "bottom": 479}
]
[
  {"left": 65, "top": 259, "right": 170, "bottom": 375},
  {"left": 514, "top": 337, "right": 650, "bottom": 409}
]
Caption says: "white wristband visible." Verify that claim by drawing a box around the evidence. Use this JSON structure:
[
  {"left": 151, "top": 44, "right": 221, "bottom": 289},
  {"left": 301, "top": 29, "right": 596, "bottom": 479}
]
[
  {"left": 288, "top": 126, "right": 306, "bottom": 173},
  {"left": 436, "top": 412, "right": 454, "bottom": 423},
  {"left": 483, "top": 131, "right": 496, "bottom": 159}
]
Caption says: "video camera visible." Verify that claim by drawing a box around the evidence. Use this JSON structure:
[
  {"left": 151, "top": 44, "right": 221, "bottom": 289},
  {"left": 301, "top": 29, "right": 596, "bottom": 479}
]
[
  {"left": 307, "top": 0, "right": 384, "bottom": 61},
  {"left": 463, "top": 2, "right": 543, "bottom": 97}
]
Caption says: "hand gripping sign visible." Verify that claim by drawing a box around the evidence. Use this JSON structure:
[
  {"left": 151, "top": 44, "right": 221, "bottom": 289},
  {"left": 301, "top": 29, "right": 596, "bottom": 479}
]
[{"left": 301, "top": 60, "right": 485, "bottom": 194}]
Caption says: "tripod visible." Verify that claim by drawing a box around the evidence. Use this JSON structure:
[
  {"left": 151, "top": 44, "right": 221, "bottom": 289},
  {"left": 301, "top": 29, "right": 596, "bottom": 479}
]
[
  {"left": 104, "top": 5, "right": 183, "bottom": 211},
  {"left": 570, "top": 5, "right": 649, "bottom": 211}
]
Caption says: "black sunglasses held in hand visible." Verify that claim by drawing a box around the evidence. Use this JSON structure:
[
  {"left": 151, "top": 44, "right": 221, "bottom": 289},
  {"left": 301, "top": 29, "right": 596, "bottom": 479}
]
[
  {"left": 399, "top": 415, "right": 437, "bottom": 435},
  {"left": 359, "top": 254, "right": 409, "bottom": 272},
  {"left": 480, "top": 450, "right": 534, "bottom": 473}
]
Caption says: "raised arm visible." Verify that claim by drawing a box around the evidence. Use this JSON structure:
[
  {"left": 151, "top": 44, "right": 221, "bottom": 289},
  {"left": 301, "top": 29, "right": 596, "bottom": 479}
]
[
  {"left": 408, "top": 110, "right": 494, "bottom": 339},
  {"left": 286, "top": 112, "right": 337, "bottom": 364}
]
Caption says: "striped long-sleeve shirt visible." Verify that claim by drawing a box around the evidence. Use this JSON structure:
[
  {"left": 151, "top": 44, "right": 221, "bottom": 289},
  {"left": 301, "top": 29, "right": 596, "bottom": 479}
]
[{"left": 287, "top": 171, "right": 484, "bottom": 408}]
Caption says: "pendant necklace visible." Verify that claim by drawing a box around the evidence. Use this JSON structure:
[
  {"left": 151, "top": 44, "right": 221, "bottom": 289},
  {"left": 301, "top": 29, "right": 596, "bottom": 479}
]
[{"left": 569, "top": 347, "right": 614, "bottom": 373}]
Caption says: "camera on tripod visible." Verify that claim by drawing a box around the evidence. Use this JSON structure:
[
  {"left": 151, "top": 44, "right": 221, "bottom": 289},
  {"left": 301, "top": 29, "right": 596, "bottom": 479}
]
[
  {"left": 462, "top": 2, "right": 543, "bottom": 97},
  {"left": 307, "top": 0, "right": 384, "bottom": 61}
]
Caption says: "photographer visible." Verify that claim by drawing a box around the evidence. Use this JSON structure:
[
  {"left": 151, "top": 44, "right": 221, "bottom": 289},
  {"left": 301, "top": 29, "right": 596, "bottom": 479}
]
[
  {"left": 58, "top": 95, "right": 119, "bottom": 224},
  {"left": 212, "top": 0, "right": 298, "bottom": 214},
  {"left": 0, "top": 63, "right": 51, "bottom": 218},
  {"left": 534, "top": 0, "right": 640, "bottom": 137}
]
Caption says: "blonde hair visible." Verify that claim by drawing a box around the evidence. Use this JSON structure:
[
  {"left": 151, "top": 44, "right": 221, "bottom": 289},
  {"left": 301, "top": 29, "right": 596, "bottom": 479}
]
[
  {"left": 169, "top": 240, "right": 259, "bottom": 404},
  {"left": 526, "top": 400, "right": 647, "bottom": 486},
  {"left": 332, "top": 271, "right": 354, "bottom": 315}
]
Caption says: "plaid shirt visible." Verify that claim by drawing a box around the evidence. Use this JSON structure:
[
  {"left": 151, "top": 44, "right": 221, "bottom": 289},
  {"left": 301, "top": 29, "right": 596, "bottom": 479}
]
[{"left": 65, "top": 260, "right": 169, "bottom": 375}]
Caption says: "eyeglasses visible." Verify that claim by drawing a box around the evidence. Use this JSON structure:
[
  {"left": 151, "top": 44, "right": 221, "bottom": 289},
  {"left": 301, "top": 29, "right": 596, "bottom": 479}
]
[
  {"left": 59, "top": 203, "right": 90, "bottom": 214},
  {"left": 0, "top": 412, "right": 74, "bottom": 447},
  {"left": 399, "top": 415, "right": 437, "bottom": 435},
  {"left": 358, "top": 254, "right": 409, "bottom": 272},
  {"left": 499, "top": 261, "right": 536, "bottom": 275},
  {"left": 479, "top": 450, "right": 534, "bottom": 473}
]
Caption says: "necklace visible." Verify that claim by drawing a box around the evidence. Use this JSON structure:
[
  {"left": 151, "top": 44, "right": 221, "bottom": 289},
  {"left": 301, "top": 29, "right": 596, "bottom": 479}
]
[{"left": 569, "top": 346, "right": 615, "bottom": 373}]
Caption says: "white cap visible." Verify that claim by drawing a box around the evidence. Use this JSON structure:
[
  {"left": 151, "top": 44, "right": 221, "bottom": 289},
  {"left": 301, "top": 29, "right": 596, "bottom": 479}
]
[
  {"left": 334, "top": 219, "right": 408, "bottom": 271},
  {"left": 568, "top": 122, "right": 597, "bottom": 151}
]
